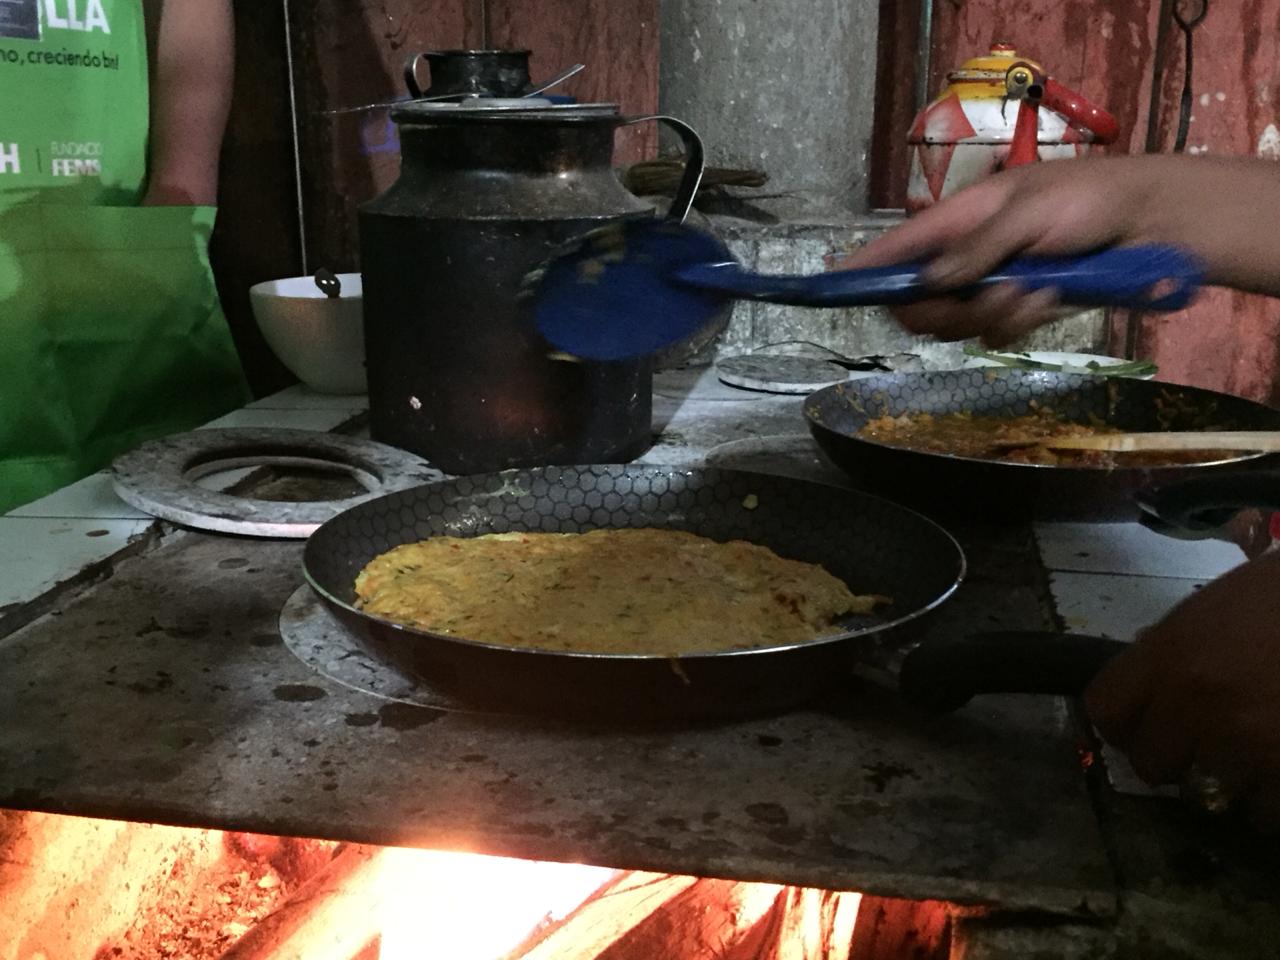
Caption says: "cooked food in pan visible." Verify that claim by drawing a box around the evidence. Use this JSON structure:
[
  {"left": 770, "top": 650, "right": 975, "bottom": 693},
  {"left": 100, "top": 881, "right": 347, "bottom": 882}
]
[
  {"left": 858, "top": 408, "right": 1230, "bottom": 466},
  {"left": 353, "top": 528, "right": 889, "bottom": 655}
]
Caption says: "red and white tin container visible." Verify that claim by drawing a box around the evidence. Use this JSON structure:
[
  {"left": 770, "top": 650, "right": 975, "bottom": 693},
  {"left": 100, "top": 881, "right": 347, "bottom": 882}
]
[{"left": 906, "top": 44, "right": 1120, "bottom": 213}]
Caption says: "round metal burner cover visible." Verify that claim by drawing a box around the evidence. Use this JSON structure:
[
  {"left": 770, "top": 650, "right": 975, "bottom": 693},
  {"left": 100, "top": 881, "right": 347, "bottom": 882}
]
[
  {"left": 716, "top": 355, "right": 853, "bottom": 395},
  {"left": 112, "top": 428, "right": 445, "bottom": 538}
]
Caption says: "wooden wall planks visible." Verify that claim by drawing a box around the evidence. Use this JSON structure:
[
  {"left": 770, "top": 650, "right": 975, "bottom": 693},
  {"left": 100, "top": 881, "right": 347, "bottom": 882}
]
[
  {"left": 868, "top": 0, "right": 922, "bottom": 209},
  {"left": 488, "top": 0, "right": 661, "bottom": 164},
  {"left": 1130, "top": 1, "right": 1280, "bottom": 403},
  {"left": 209, "top": 0, "right": 303, "bottom": 396}
]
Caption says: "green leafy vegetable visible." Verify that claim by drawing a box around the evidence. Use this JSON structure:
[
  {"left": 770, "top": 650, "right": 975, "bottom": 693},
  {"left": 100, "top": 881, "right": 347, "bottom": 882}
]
[{"left": 962, "top": 345, "right": 1157, "bottom": 378}]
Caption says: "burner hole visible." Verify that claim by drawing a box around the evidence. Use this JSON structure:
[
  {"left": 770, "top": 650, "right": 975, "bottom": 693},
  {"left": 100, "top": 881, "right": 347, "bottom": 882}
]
[{"left": 185, "top": 454, "right": 377, "bottom": 502}]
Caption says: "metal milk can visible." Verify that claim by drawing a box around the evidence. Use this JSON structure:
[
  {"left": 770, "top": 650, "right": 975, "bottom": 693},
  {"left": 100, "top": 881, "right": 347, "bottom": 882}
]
[
  {"left": 358, "top": 99, "right": 703, "bottom": 475},
  {"left": 906, "top": 44, "right": 1120, "bottom": 213}
]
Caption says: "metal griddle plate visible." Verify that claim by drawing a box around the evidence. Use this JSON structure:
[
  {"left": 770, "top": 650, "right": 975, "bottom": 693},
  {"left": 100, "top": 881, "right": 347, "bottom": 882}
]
[
  {"left": 279, "top": 584, "right": 470, "bottom": 712},
  {"left": 111, "top": 428, "right": 445, "bottom": 538}
]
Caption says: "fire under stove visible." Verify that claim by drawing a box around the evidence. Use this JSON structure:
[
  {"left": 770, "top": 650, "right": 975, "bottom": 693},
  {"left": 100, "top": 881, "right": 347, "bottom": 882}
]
[{"left": 0, "top": 368, "right": 1276, "bottom": 959}]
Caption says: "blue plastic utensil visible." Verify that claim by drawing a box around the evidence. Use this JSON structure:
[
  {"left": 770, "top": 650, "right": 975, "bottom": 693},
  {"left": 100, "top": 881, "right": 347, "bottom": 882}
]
[{"left": 526, "top": 219, "right": 1204, "bottom": 362}]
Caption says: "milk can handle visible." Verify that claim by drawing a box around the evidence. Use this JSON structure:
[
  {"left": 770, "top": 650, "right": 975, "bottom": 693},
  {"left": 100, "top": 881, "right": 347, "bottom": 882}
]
[
  {"left": 404, "top": 54, "right": 428, "bottom": 98},
  {"left": 622, "top": 115, "right": 707, "bottom": 224}
]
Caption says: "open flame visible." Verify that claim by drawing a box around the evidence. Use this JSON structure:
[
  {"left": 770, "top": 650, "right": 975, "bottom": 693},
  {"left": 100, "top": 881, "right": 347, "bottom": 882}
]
[
  {"left": 0, "top": 813, "right": 910, "bottom": 959},
  {"left": 379, "top": 848, "right": 617, "bottom": 960}
]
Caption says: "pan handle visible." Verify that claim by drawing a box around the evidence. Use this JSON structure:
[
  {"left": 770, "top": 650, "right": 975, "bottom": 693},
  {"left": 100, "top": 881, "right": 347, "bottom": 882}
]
[
  {"left": 898, "top": 631, "right": 1128, "bottom": 715},
  {"left": 1136, "top": 469, "right": 1280, "bottom": 536}
]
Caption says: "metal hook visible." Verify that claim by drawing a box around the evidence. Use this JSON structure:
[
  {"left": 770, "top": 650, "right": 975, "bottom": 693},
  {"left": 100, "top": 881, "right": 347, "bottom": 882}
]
[
  {"left": 1172, "top": 0, "right": 1208, "bottom": 152},
  {"left": 1173, "top": 0, "right": 1208, "bottom": 30}
]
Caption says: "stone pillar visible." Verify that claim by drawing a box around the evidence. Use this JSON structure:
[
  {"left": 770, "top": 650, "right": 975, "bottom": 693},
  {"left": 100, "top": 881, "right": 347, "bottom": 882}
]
[{"left": 659, "top": 0, "right": 880, "bottom": 212}]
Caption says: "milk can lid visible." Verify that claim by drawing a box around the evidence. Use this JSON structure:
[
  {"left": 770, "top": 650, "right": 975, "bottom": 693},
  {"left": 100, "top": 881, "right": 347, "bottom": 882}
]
[{"left": 392, "top": 98, "right": 621, "bottom": 124}]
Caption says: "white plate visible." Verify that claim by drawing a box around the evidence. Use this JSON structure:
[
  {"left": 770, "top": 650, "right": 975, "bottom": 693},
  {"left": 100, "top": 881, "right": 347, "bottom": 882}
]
[{"left": 959, "top": 350, "right": 1156, "bottom": 380}]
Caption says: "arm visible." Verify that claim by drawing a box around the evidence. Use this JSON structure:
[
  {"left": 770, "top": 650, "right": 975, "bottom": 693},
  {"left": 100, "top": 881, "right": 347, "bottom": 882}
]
[
  {"left": 141, "top": 0, "right": 235, "bottom": 206},
  {"left": 834, "top": 155, "right": 1280, "bottom": 346}
]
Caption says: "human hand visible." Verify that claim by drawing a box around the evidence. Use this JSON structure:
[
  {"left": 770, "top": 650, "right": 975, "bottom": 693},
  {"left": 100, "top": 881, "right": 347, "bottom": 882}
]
[
  {"left": 832, "top": 157, "right": 1164, "bottom": 347},
  {"left": 1084, "top": 550, "right": 1280, "bottom": 831},
  {"left": 833, "top": 154, "right": 1280, "bottom": 347}
]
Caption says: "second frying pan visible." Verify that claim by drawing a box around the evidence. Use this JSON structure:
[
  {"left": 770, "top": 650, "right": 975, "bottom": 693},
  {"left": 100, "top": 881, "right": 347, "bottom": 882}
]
[{"left": 805, "top": 369, "right": 1280, "bottom": 522}]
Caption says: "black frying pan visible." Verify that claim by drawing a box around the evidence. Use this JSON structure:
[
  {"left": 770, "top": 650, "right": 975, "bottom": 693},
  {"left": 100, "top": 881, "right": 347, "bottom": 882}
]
[
  {"left": 303, "top": 464, "right": 964, "bottom": 720},
  {"left": 805, "top": 369, "right": 1280, "bottom": 522}
]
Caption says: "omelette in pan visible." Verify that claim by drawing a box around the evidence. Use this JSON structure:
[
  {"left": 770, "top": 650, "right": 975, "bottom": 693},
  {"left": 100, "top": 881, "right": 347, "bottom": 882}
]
[{"left": 353, "top": 528, "right": 889, "bottom": 656}]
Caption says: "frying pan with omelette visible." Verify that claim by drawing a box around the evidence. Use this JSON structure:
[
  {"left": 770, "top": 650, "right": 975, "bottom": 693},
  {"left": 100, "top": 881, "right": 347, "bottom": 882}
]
[{"left": 303, "top": 464, "right": 964, "bottom": 720}]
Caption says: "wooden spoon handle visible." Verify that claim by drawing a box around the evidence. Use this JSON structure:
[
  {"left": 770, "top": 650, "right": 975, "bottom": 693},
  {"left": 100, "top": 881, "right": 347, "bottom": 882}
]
[{"left": 1034, "top": 431, "right": 1280, "bottom": 452}]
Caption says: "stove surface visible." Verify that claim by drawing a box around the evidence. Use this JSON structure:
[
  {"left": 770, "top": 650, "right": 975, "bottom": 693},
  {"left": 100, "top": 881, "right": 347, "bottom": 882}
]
[{"left": 0, "top": 376, "right": 1117, "bottom": 918}]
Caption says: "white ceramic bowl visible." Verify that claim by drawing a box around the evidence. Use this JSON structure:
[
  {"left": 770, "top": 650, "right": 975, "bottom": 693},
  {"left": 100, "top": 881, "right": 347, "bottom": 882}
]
[{"left": 249, "top": 273, "right": 367, "bottom": 395}]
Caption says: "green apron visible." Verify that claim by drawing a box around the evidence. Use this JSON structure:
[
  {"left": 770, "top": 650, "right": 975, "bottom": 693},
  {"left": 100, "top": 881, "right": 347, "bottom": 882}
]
[{"left": 0, "top": 0, "right": 249, "bottom": 512}]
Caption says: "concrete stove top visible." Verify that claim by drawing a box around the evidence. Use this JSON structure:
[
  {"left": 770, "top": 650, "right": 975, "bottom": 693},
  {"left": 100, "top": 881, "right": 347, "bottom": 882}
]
[{"left": 0, "top": 371, "right": 1275, "bottom": 958}]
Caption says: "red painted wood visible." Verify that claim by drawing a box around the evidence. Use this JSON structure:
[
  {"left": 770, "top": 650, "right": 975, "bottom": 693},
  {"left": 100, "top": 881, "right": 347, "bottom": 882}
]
[
  {"left": 289, "top": 0, "right": 470, "bottom": 269},
  {"left": 487, "top": 0, "right": 660, "bottom": 165},
  {"left": 1131, "top": 0, "right": 1280, "bottom": 403},
  {"left": 868, "top": 0, "right": 921, "bottom": 208},
  {"left": 210, "top": 0, "right": 305, "bottom": 396},
  {"left": 298, "top": 0, "right": 469, "bottom": 108},
  {"left": 461, "top": 0, "right": 487, "bottom": 47},
  {"left": 1137, "top": 289, "right": 1280, "bottom": 402}
]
